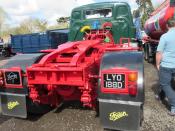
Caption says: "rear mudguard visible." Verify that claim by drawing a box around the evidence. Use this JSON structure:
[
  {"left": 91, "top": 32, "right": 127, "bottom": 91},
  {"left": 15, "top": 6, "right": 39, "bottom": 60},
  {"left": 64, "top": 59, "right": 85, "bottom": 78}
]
[
  {"left": 98, "top": 51, "right": 144, "bottom": 131},
  {"left": 0, "top": 53, "right": 45, "bottom": 118},
  {"left": 99, "top": 51, "right": 144, "bottom": 102},
  {"left": 0, "top": 53, "right": 45, "bottom": 72}
]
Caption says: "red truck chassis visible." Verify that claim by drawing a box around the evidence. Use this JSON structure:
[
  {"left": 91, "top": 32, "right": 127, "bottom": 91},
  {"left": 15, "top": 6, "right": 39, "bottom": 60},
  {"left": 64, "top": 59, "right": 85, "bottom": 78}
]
[{"left": 0, "top": 24, "right": 138, "bottom": 109}]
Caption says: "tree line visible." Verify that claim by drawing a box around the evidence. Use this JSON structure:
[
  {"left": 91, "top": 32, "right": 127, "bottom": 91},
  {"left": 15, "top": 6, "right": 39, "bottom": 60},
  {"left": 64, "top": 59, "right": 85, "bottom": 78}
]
[
  {"left": 135, "top": 0, "right": 154, "bottom": 28},
  {"left": 0, "top": 6, "right": 69, "bottom": 39}
]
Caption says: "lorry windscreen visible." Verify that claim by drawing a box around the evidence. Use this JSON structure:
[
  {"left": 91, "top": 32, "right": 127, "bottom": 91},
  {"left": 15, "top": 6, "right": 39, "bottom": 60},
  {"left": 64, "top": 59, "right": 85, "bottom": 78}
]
[{"left": 85, "top": 8, "right": 112, "bottom": 19}]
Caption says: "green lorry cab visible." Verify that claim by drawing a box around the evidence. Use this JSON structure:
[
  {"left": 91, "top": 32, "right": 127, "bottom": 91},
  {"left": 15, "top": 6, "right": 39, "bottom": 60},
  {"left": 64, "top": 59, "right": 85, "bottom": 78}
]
[{"left": 69, "top": 2, "right": 136, "bottom": 43}]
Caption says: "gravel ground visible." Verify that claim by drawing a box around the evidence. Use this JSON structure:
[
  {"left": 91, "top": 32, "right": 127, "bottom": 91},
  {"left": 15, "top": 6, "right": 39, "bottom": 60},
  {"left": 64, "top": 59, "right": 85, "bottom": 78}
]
[{"left": 0, "top": 56, "right": 175, "bottom": 131}]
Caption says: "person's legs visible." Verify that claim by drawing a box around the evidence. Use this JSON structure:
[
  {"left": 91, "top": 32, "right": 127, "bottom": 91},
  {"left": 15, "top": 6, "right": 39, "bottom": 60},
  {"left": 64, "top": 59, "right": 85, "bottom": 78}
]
[
  {"left": 159, "top": 66, "right": 175, "bottom": 114},
  {"left": 155, "top": 84, "right": 165, "bottom": 101}
]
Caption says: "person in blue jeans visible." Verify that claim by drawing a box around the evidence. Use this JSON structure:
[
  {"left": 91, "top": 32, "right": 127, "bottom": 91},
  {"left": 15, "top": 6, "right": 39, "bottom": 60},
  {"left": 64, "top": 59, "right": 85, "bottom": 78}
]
[{"left": 156, "top": 18, "right": 175, "bottom": 116}]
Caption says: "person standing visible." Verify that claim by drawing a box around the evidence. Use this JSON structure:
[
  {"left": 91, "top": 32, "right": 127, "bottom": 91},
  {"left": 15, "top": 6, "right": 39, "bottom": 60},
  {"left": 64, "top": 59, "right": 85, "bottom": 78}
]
[{"left": 156, "top": 18, "right": 175, "bottom": 116}]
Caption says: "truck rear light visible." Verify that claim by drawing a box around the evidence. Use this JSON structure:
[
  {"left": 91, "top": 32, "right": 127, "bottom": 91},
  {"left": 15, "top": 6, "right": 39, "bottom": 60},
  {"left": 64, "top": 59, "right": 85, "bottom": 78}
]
[
  {"left": 128, "top": 72, "right": 138, "bottom": 96},
  {"left": 128, "top": 84, "right": 137, "bottom": 96},
  {"left": 128, "top": 72, "right": 138, "bottom": 82}
]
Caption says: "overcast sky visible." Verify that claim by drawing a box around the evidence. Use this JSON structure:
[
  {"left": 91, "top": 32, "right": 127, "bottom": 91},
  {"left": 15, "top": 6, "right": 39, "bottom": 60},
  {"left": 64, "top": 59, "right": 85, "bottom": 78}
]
[{"left": 0, "top": 0, "right": 138, "bottom": 26}]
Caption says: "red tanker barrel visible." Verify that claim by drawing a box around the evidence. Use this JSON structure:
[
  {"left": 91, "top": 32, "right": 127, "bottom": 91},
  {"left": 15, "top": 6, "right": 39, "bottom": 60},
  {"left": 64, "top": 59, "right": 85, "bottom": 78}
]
[{"left": 144, "top": 0, "right": 175, "bottom": 40}]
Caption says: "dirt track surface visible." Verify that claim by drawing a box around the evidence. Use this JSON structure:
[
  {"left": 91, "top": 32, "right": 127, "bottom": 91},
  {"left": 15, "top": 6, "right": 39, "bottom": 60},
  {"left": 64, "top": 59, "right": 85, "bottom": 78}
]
[{"left": 0, "top": 56, "right": 175, "bottom": 131}]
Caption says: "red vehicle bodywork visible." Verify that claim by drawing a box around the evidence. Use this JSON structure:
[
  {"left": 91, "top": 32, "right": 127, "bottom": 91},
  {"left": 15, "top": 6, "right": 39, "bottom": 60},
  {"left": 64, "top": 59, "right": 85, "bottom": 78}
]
[
  {"left": 0, "top": 26, "right": 138, "bottom": 109},
  {"left": 144, "top": 0, "right": 175, "bottom": 40}
]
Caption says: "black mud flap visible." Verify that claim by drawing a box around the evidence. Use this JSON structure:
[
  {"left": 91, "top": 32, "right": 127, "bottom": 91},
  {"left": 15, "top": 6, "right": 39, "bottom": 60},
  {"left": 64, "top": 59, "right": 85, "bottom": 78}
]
[
  {"left": 99, "top": 51, "right": 144, "bottom": 131},
  {"left": 99, "top": 99, "right": 142, "bottom": 131},
  {"left": 0, "top": 93, "right": 27, "bottom": 118},
  {"left": 0, "top": 53, "right": 46, "bottom": 118}
]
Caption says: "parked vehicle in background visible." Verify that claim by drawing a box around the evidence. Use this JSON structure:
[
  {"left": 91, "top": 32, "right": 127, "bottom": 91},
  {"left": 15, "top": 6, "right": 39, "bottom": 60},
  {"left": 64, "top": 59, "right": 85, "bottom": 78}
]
[
  {"left": 10, "top": 29, "right": 68, "bottom": 54},
  {"left": 1, "top": 43, "right": 11, "bottom": 57},
  {"left": 143, "top": 0, "right": 175, "bottom": 63},
  {"left": 0, "top": 38, "right": 11, "bottom": 57}
]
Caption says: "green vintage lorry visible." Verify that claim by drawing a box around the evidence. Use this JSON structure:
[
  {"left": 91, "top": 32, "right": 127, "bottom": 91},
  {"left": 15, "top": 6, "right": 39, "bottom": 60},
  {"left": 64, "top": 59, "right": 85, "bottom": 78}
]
[{"left": 69, "top": 2, "right": 136, "bottom": 43}]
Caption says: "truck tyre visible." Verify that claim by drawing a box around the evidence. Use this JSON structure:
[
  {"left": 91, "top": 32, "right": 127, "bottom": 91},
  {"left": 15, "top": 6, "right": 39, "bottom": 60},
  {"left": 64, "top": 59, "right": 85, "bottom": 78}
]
[
  {"left": 147, "top": 44, "right": 154, "bottom": 63},
  {"left": 144, "top": 43, "right": 148, "bottom": 60},
  {"left": 26, "top": 98, "right": 53, "bottom": 114},
  {"left": 2, "top": 49, "right": 10, "bottom": 57}
]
